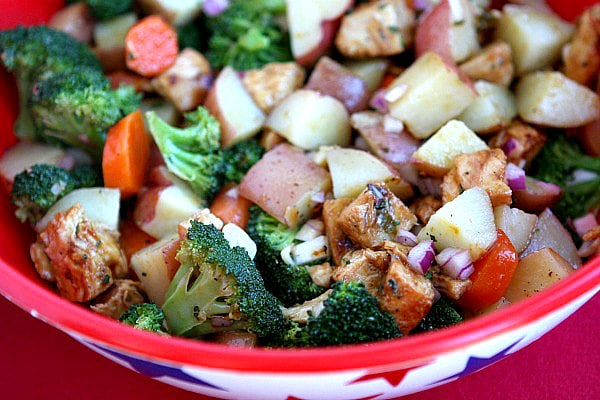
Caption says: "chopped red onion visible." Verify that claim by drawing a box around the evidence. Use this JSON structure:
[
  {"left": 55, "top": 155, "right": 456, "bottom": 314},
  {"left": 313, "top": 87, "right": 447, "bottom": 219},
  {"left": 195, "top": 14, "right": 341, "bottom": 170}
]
[
  {"left": 573, "top": 213, "right": 598, "bottom": 238},
  {"left": 384, "top": 83, "right": 408, "bottom": 103},
  {"left": 569, "top": 169, "right": 598, "bottom": 186},
  {"left": 407, "top": 240, "right": 435, "bottom": 275},
  {"left": 505, "top": 163, "right": 526, "bottom": 191},
  {"left": 396, "top": 229, "right": 418, "bottom": 247},
  {"left": 412, "top": 0, "right": 431, "bottom": 11},
  {"left": 501, "top": 138, "right": 519, "bottom": 158},
  {"left": 433, "top": 287, "right": 441, "bottom": 304},
  {"left": 435, "top": 248, "right": 474, "bottom": 280},
  {"left": 369, "top": 89, "right": 388, "bottom": 113},
  {"left": 310, "top": 191, "right": 326, "bottom": 204},
  {"left": 203, "top": 0, "right": 230, "bottom": 17},
  {"left": 383, "top": 115, "right": 404, "bottom": 133},
  {"left": 417, "top": 176, "right": 443, "bottom": 198},
  {"left": 354, "top": 136, "right": 371, "bottom": 152}
]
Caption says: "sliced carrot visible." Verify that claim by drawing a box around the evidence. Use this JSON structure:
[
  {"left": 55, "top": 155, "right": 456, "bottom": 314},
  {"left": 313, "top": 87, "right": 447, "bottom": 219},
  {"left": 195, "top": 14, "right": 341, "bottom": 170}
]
[
  {"left": 107, "top": 70, "right": 150, "bottom": 92},
  {"left": 210, "top": 184, "right": 253, "bottom": 229},
  {"left": 102, "top": 109, "right": 150, "bottom": 198},
  {"left": 119, "top": 219, "right": 157, "bottom": 262},
  {"left": 457, "top": 229, "right": 519, "bottom": 312},
  {"left": 125, "top": 15, "right": 178, "bottom": 77}
]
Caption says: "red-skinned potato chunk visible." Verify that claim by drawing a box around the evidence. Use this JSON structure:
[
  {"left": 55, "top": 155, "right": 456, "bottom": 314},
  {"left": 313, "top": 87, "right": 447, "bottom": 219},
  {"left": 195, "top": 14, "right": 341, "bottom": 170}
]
[
  {"left": 239, "top": 143, "right": 332, "bottom": 228},
  {"left": 49, "top": 2, "right": 94, "bottom": 44},
  {"left": 305, "top": 56, "right": 370, "bottom": 113}
]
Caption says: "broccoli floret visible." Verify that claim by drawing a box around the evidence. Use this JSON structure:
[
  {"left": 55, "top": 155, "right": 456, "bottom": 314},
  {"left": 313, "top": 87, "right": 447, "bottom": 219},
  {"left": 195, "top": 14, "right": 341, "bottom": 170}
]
[
  {"left": 83, "top": 0, "right": 133, "bottom": 20},
  {"left": 531, "top": 134, "right": 600, "bottom": 220},
  {"left": 162, "top": 220, "right": 284, "bottom": 338},
  {"left": 282, "top": 281, "right": 401, "bottom": 347},
  {"left": 70, "top": 164, "right": 102, "bottom": 188},
  {"left": 414, "top": 297, "right": 463, "bottom": 332},
  {"left": 205, "top": 0, "right": 292, "bottom": 70},
  {"left": 119, "top": 303, "right": 168, "bottom": 334},
  {"left": 177, "top": 21, "right": 204, "bottom": 52},
  {"left": 29, "top": 68, "right": 140, "bottom": 158},
  {"left": 0, "top": 26, "right": 102, "bottom": 139},
  {"left": 146, "top": 107, "right": 225, "bottom": 203},
  {"left": 247, "top": 206, "right": 325, "bottom": 307},
  {"left": 221, "top": 139, "right": 264, "bottom": 184},
  {"left": 10, "top": 163, "right": 97, "bottom": 224}
]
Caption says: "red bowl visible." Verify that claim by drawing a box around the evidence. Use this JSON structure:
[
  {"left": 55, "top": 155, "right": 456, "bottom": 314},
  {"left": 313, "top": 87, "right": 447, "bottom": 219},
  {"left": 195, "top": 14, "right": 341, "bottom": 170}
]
[{"left": 0, "top": 1, "right": 599, "bottom": 399}]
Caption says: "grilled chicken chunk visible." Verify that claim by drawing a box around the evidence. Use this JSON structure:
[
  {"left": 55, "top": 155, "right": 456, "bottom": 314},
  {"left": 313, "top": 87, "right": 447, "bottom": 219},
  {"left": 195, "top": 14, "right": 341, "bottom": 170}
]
[
  {"left": 488, "top": 120, "right": 546, "bottom": 168},
  {"left": 242, "top": 62, "right": 305, "bottom": 113},
  {"left": 333, "top": 249, "right": 389, "bottom": 296},
  {"left": 90, "top": 279, "right": 145, "bottom": 319}
]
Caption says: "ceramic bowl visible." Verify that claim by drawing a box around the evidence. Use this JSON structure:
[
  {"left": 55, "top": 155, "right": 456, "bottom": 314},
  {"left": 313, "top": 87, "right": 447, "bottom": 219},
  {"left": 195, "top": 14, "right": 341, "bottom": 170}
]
[{"left": 0, "top": 2, "right": 599, "bottom": 399}]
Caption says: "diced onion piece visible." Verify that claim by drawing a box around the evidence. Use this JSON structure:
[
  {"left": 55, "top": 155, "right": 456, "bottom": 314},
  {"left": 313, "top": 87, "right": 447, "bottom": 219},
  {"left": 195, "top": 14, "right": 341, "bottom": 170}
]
[
  {"left": 384, "top": 83, "right": 408, "bottom": 103},
  {"left": 501, "top": 138, "right": 519, "bottom": 158},
  {"left": 505, "top": 162, "right": 526, "bottom": 190},
  {"left": 396, "top": 229, "right": 418, "bottom": 247},
  {"left": 369, "top": 89, "right": 388, "bottom": 113},
  {"left": 573, "top": 213, "right": 598, "bottom": 239},
  {"left": 383, "top": 115, "right": 404, "bottom": 133},
  {"left": 203, "top": 0, "right": 230, "bottom": 16},
  {"left": 436, "top": 247, "right": 474, "bottom": 280},
  {"left": 295, "top": 219, "right": 325, "bottom": 241},
  {"left": 569, "top": 169, "right": 598, "bottom": 186},
  {"left": 282, "top": 235, "right": 329, "bottom": 266},
  {"left": 407, "top": 240, "right": 435, "bottom": 274}
]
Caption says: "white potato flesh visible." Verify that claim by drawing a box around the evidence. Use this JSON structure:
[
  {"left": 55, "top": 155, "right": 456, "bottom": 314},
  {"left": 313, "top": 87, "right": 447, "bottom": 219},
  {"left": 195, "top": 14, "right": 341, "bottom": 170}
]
[
  {"left": 417, "top": 187, "right": 497, "bottom": 260},
  {"left": 222, "top": 223, "right": 257, "bottom": 260},
  {"left": 503, "top": 248, "right": 574, "bottom": 303},
  {"left": 93, "top": 13, "right": 137, "bottom": 49},
  {"left": 448, "top": 0, "right": 480, "bottom": 62},
  {"left": 137, "top": 0, "right": 203, "bottom": 26},
  {"left": 412, "top": 120, "right": 488, "bottom": 175},
  {"left": 131, "top": 234, "right": 180, "bottom": 306},
  {"left": 343, "top": 58, "right": 389, "bottom": 92},
  {"left": 493, "top": 205, "right": 538, "bottom": 254},
  {"left": 266, "top": 89, "right": 351, "bottom": 150},
  {"left": 458, "top": 80, "right": 517, "bottom": 134},
  {"left": 36, "top": 188, "right": 120, "bottom": 232},
  {"left": 495, "top": 5, "right": 574, "bottom": 75},
  {"left": 388, "top": 52, "right": 477, "bottom": 138},
  {"left": 326, "top": 147, "right": 412, "bottom": 199},
  {"left": 516, "top": 71, "right": 600, "bottom": 128}
]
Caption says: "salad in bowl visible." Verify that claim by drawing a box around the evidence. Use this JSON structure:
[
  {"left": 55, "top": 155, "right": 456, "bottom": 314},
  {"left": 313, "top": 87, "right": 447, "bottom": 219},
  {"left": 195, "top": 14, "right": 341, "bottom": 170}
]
[{"left": 0, "top": 0, "right": 599, "bottom": 399}]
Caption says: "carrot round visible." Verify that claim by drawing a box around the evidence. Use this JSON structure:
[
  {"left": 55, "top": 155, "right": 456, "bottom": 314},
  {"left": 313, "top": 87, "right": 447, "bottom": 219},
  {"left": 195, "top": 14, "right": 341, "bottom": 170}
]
[
  {"left": 119, "top": 219, "right": 156, "bottom": 262},
  {"left": 102, "top": 109, "right": 150, "bottom": 198},
  {"left": 210, "top": 184, "right": 253, "bottom": 229},
  {"left": 457, "top": 229, "right": 519, "bottom": 312},
  {"left": 125, "top": 15, "right": 178, "bottom": 77}
]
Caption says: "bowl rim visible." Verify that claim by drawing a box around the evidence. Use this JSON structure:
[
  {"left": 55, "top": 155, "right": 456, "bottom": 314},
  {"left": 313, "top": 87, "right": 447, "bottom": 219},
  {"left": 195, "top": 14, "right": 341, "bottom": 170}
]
[{"left": 1, "top": 249, "right": 599, "bottom": 373}]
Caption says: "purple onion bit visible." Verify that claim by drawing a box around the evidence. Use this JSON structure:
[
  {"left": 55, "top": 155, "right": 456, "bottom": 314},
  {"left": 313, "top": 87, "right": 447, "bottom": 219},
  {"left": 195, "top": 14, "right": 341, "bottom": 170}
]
[
  {"left": 396, "top": 229, "right": 418, "bottom": 247},
  {"left": 505, "top": 163, "right": 526, "bottom": 191},
  {"left": 501, "top": 138, "right": 520, "bottom": 158},
  {"left": 407, "top": 240, "right": 435, "bottom": 275},
  {"left": 203, "top": 0, "right": 231, "bottom": 17},
  {"left": 435, "top": 248, "right": 474, "bottom": 280}
]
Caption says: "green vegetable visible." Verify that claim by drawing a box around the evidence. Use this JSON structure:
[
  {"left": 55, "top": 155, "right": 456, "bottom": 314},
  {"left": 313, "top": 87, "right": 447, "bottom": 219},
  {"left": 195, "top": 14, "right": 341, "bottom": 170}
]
[
  {"left": 162, "top": 220, "right": 284, "bottom": 338},
  {"left": 119, "top": 303, "right": 168, "bottom": 334},
  {"left": 10, "top": 163, "right": 99, "bottom": 224},
  {"left": 84, "top": 0, "right": 133, "bottom": 21},
  {"left": 532, "top": 134, "right": 600, "bottom": 220},
  {"left": 30, "top": 68, "right": 141, "bottom": 158},
  {"left": 177, "top": 21, "right": 204, "bottom": 52},
  {"left": 247, "top": 206, "right": 325, "bottom": 307},
  {"left": 282, "top": 281, "right": 401, "bottom": 347},
  {"left": 205, "top": 0, "right": 292, "bottom": 70},
  {"left": 0, "top": 26, "right": 102, "bottom": 139},
  {"left": 414, "top": 297, "right": 463, "bottom": 332},
  {"left": 221, "top": 139, "right": 264, "bottom": 184}
]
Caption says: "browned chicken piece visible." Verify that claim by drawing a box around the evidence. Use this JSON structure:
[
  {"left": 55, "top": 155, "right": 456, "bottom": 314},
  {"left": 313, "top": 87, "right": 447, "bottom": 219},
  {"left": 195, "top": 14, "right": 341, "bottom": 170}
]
[
  {"left": 283, "top": 290, "right": 333, "bottom": 323},
  {"left": 459, "top": 41, "right": 514, "bottom": 86},
  {"left": 335, "top": 0, "right": 415, "bottom": 58},
  {"left": 488, "top": 120, "right": 546, "bottom": 168},
  {"left": 306, "top": 262, "right": 334, "bottom": 288},
  {"left": 583, "top": 227, "right": 600, "bottom": 241},
  {"left": 30, "top": 241, "right": 55, "bottom": 282},
  {"left": 323, "top": 198, "right": 358, "bottom": 265},
  {"left": 333, "top": 249, "right": 389, "bottom": 296},
  {"left": 378, "top": 254, "right": 435, "bottom": 335},
  {"left": 379, "top": 240, "right": 411, "bottom": 261},
  {"left": 36, "top": 204, "right": 127, "bottom": 303},
  {"left": 242, "top": 62, "right": 305, "bottom": 113},
  {"left": 430, "top": 266, "right": 472, "bottom": 301},
  {"left": 442, "top": 149, "right": 512, "bottom": 207},
  {"left": 90, "top": 279, "right": 145, "bottom": 319},
  {"left": 563, "top": 5, "right": 600, "bottom": 87},
  {"left": 211, "top": 331, "right": 258, "bottom": 348},
  {"left": 259, "top": 128, "right": 285, "bottom": 151},
  {"left": 410, "top": 195, "right": 443, "bottom": 225},
  {"left": 337, "top": 183, "right": 417, "bottom": 249},
  {"left": 579, "top": 227, "right": 600, "bottom": 257},
  {"left": 152, "top": 48, "right": 212, "bottom": 112}
]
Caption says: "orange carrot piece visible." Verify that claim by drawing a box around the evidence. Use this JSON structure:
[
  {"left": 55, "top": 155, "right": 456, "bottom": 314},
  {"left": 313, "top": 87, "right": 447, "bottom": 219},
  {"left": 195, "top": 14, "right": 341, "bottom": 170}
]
[
  {"left": 119, "top": 219, "right": 156, "bottom": 262},
  {"left": 458, "top": 229, "right": 519, "bottom": 312},
  {"left": 125, "top": 15, "right": 178, "bottom": 77},
  {"left": 210, "top": 184, "right": 253, "bottom": 229},
  {"left": 102, "top": 109, "right": 150, "bottom": 198}
]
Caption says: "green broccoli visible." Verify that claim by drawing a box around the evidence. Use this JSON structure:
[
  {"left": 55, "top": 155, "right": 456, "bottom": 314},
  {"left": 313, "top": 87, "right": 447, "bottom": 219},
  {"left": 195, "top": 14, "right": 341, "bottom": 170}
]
[
  {"left": 282, "top": 281, "right": 401, "bottom": 347},
  {"left": 247, "top": 206, "right": 325, "bottom": 307},
  {"left": 205, "top": 0, "right": 292, "bottom": 70},
  {"left": 83, "top": 0, "right": 133, "bottom": 20},
  {"left": 177, "top": 21, "right": 204, "bottom": 52},
  {"left": 221, "top": 139, "right": 264, "bottom": 184},
  {"left": 119, "top": 303, "right": 168, "bottom": 334},
  {"left": 0, "top": 26, "right": 102, "bottom": 139},
  {"left": 70, "top": 164, "right": 103, "bottom": 188},
  {"left": 146, "top": 107, "right": 224, "bottom": 203},
  {"left": 531, "top": 134, "right": 600, "bottom": 221},
  {"left": 162, "top": 220, "right": 284, "bottom": 338},
  {"left": 414, "top": 297, "right": 463, "bottom": 332},
  {"left": 10, "top": 163, "right": 99, "bottom": 224},
  {"left": 29, "top": 68, "right": 140, "bottom": 158}
]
